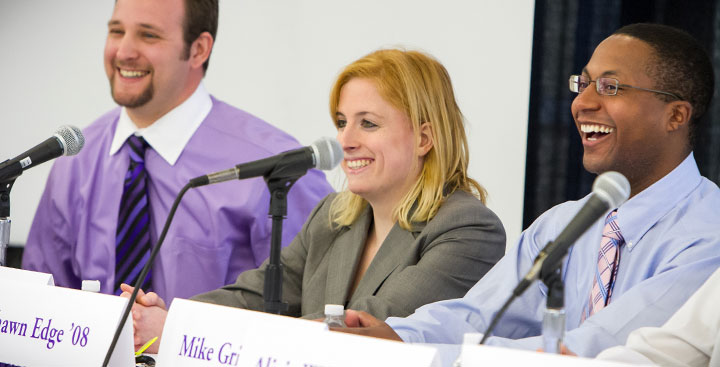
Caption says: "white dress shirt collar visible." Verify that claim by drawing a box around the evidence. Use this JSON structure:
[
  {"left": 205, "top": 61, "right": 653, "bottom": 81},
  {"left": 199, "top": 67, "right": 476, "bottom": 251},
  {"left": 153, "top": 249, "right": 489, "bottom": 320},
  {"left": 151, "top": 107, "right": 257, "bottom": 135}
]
[{"left": 109, "top": 82, "right": 213, "bottom": 165}]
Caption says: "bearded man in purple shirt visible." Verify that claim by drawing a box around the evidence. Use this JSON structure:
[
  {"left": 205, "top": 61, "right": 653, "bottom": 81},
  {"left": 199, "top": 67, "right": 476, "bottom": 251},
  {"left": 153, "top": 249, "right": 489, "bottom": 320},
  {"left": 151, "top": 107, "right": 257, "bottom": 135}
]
[{"left": 22, "top": 0, "right": 332, "bottom": 303}]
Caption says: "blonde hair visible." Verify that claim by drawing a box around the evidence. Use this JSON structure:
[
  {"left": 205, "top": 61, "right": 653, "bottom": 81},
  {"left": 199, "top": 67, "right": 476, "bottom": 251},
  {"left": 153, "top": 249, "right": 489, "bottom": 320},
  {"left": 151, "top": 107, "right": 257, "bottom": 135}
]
[{"left": 329, "top": 49, "right": 486, "bottom": 230}]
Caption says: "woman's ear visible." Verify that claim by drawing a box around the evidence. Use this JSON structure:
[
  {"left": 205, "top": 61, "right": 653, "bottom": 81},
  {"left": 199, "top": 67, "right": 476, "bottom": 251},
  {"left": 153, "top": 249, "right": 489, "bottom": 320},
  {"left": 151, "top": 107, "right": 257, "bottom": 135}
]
[{"left": 417, "top": 122, "right": 434, "bottom": 157}]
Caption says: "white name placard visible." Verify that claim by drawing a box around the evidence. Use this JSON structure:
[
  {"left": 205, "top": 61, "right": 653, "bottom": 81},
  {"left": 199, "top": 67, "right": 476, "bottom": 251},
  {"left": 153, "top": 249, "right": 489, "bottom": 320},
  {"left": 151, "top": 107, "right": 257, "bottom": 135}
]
[
  {"left": 159, "top": 299, "right": 438, "bottom": 367},
  {"left": 461, "top": 344, "right": 637, "bottom": 366},
  {"left": 0, "top": 265, "right": 54, "bottom": 285},
  {"left": 238, "top": 326, "right": 440, "bottom": 367},
  {"left": 0, "top": 281, "right": 134, "bottom": 367},
  {"left": 158, "top": 298, "right": 327, "bottom": 366}
]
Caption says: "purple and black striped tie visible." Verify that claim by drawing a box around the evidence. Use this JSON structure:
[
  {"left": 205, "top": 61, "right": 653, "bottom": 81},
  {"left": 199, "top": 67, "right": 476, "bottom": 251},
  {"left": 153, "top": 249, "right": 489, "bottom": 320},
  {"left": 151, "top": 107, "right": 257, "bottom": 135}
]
[{"left": 115, "top": 135, "right": 152, "bottom": 295}]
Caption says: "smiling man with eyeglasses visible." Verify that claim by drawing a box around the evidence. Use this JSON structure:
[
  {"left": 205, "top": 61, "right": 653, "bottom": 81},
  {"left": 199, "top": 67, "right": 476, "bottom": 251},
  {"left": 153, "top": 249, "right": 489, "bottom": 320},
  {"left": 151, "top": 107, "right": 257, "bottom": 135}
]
[
  {"left": 568, "top": 25, "right": 708, "bottom": 198},
  {"left": 334, "top": 23, "right": 720, "bottom": 364}
]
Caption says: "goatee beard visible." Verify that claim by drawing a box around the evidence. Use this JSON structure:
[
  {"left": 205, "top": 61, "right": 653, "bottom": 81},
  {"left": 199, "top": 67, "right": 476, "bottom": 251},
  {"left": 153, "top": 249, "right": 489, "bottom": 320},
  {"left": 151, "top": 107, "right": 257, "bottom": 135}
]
[{"left": 110, "top": 77, "right": 154, "bottom": 108}]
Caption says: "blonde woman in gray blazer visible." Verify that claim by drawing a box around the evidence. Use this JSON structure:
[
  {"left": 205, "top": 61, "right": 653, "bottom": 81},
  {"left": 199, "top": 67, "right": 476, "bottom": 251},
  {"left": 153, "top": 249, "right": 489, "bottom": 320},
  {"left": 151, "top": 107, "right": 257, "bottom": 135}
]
[{"left": 122, "top": 49, "right": 505, "bottom": 352}]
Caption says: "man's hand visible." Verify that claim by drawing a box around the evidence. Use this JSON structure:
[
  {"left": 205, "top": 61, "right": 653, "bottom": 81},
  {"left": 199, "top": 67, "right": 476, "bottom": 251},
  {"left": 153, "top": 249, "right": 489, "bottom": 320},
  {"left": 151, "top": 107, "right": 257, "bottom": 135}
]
[
  {"left": 332, "top": 310, "right": 403, "bottom": 342},
  {"left": 559, "top": 345, "right": 576, "bottom": 356},
  {"left": 120, "top": 283, "right": 168, "bottom": 353}
]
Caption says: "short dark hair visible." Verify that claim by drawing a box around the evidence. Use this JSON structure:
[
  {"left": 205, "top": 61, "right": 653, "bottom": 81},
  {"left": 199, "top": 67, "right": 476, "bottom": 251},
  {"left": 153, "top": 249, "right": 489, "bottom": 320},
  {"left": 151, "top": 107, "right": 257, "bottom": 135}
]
[
  {"left": 181, "top": 0, "right": 218, "bottom": 74},
  {"left": 613, "top": 23, "right": 715, "bottom": 144}
]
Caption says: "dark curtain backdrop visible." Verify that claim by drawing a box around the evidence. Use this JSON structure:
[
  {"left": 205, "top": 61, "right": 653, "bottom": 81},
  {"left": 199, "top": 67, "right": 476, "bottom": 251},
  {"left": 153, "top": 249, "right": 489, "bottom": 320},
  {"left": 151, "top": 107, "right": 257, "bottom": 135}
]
[{"left": 523, "top": 0, "right": 720, "bottom": 228}]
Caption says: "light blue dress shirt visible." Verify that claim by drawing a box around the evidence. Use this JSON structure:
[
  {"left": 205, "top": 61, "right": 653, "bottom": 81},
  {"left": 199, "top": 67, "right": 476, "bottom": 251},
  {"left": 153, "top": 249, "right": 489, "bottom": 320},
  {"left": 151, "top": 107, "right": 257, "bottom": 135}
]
[{"left": 387, "top": 153, "right": 720, "bottom": 359}]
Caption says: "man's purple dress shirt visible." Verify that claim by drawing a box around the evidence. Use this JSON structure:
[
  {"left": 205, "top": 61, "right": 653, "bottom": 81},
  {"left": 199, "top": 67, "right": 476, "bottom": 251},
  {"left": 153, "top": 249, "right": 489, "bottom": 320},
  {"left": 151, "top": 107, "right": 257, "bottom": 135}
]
[{"left": 22, "top": 97, "right": 333, "bottom": 303}]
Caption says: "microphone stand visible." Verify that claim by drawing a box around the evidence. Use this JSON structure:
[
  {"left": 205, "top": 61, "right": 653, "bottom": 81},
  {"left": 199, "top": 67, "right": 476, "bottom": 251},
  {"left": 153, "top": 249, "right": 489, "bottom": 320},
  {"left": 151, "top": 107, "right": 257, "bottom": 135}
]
[
  {"left": 480, "top": 239, "right": 572, "bottom": 345},
  {"left": 256, "top": 150, "right": 313, "bottom": 315},
  {"left": 0, "top": 162, "right": 22, "bottom": 267},
  {"left": 262, "top": 174, "right": 301, "bottom": 315},
  {"left": 541, "top": 266, "right": 565, "bottom": 354},
  {"left": 0, "top": 179, "right": 17, "bottom": 267}
]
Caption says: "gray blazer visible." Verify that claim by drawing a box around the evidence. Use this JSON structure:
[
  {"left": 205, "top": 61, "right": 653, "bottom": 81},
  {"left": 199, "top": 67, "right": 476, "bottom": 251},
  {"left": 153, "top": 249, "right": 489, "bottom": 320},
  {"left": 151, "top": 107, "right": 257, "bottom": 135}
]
[{"left": 192, "top": 190, "right": 505, "bottom": 320}]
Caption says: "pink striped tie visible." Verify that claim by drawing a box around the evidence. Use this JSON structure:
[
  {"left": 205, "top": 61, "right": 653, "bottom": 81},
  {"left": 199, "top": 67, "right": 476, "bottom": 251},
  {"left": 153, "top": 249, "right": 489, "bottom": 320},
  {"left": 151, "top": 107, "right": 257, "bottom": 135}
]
[{"left": 584, "top": 209, "right": 624, "bottom": 320}]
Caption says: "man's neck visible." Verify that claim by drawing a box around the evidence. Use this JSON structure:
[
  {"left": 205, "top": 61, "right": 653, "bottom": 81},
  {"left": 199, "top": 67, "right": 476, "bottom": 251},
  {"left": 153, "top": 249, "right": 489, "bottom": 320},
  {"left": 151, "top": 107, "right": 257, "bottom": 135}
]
[
  {"left": 627, "top": 148, "right": 691, "bottom": 199},
  {"left": 127, "top": 108, "right": 165, "bottom": 129},
  {"left": 127, "top": 78, "right": 202, "bottom": 128}
]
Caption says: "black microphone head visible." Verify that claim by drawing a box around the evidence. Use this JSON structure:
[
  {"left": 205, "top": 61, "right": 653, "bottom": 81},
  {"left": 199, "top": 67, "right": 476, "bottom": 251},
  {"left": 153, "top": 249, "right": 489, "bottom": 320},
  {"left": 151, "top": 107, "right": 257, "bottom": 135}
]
[
  {"left": 310, "top": 137, "right": 343, "bottom": 170},
  {"left": 593, "top": 171, "right": 631, "bottom": 208},
  {"left": 54, "top": 125, "right": 85, "bottom": 156}
]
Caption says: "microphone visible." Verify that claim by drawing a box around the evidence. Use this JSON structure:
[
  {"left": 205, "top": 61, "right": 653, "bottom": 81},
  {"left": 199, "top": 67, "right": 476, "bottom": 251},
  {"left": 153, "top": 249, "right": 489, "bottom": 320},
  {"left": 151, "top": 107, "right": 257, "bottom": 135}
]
[
  {"left": 0, "top": 125, "right": 85, "bottom": 183},
  {"left": 480, "top": 171, "right": 630, "bottom": 345},
  {"left": 102, "top": 137, "right": 341, "bottom": 365},
  {"left": 517, "top": 171, "right": 631, "bottom": 295},
  {"left": 189, "top": 137, "right": 343, "bottom": 187}
]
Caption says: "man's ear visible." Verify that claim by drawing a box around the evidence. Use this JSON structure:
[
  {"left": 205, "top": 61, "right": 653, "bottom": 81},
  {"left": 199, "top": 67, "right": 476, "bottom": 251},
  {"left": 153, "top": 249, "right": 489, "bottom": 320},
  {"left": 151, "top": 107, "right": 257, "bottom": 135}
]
[
  {"left": 417, "top": 122, "right": 434, "bottom": 157},
  {"left": 666, "top": 100, "right": 693, "bottom": 132},
  {"left": 189, "top": 31, "right": 213, "bottom": 70}
]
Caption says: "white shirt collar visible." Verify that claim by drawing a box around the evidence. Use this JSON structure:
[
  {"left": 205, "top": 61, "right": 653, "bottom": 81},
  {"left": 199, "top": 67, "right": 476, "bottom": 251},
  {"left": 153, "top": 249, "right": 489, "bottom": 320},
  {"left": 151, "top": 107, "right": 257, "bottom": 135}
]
[{"left": 109, "top": 82, "right": 212, "bottom": 165}]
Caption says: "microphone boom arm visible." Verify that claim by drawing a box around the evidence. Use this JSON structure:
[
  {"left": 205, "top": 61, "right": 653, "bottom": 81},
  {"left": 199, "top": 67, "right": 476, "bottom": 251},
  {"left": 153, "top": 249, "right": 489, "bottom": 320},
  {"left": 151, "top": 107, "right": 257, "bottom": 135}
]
[{"left": 102, "top": 183, "right": 193, "bottom": 367}]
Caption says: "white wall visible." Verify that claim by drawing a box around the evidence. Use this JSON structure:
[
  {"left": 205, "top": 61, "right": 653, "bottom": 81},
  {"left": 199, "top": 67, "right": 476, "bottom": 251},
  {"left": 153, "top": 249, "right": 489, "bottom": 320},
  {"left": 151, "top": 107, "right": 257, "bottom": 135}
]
[{"left": 0, "top": 0, "right": 534, "bottom": 248}]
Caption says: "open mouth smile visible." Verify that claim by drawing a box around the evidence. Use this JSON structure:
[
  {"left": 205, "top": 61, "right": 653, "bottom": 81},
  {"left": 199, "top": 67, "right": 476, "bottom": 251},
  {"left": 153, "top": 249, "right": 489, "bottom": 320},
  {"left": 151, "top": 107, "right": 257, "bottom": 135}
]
[
  {"left": 580, "top": 123, "right": 615, "bottom": 142},
  {"left": 345, "top": 159, "right": 373, "bottom": 170},
  {"left": 118, "top": 68, "right": 150, "bottom": 78}
]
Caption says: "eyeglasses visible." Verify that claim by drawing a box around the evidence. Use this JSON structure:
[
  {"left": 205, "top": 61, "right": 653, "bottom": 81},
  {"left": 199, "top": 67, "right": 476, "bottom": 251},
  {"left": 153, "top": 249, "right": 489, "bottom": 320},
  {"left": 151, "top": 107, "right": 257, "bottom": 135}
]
[{"left": 568, "top": 74, "right": 682, "bottom": 100}]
